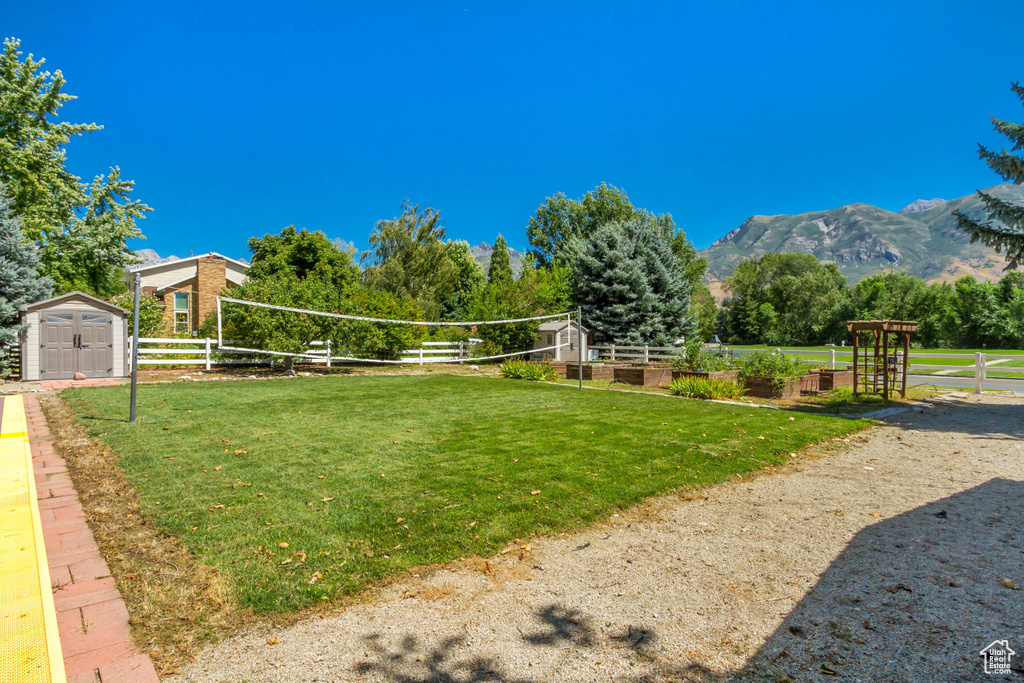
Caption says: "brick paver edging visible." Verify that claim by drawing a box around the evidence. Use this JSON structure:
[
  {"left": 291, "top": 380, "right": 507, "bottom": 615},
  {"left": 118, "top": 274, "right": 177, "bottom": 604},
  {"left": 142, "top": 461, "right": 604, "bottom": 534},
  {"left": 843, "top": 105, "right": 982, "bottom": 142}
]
[{"left": 24, "top": 395, "right": 160, "bottom": 683}]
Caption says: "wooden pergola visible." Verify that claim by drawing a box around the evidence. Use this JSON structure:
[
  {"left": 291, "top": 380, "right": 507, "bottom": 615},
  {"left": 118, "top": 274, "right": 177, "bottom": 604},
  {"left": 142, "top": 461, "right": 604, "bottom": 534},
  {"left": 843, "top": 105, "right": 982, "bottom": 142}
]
[{"left": 846, "top": 320, "right": 918, "bottom": 399}]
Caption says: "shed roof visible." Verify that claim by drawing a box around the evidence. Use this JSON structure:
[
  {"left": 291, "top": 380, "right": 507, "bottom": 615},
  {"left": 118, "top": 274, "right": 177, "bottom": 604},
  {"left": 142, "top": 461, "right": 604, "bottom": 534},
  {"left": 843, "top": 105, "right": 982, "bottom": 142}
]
[
  {"left": 537, "top": 319, "right": 588, "bottom": 332},
  {"left": 21, "top": 291, "right": 128, "bottom": 315}
]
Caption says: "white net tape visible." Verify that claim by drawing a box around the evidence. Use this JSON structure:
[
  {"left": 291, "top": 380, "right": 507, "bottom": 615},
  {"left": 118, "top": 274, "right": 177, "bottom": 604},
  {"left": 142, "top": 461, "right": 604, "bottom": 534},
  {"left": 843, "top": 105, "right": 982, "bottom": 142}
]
[{"left": 216, "top": 297, "right": 576, "bottom": 365}]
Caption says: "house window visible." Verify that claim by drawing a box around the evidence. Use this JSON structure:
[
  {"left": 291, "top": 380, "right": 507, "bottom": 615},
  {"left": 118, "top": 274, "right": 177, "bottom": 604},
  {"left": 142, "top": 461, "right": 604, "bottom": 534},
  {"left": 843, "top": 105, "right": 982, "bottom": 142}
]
[
  {"left": 546, "top": 333, "right": 553, "bottom": 345},
  {"left": 174, "top": 293, "right": 190, "bottom": 333}
]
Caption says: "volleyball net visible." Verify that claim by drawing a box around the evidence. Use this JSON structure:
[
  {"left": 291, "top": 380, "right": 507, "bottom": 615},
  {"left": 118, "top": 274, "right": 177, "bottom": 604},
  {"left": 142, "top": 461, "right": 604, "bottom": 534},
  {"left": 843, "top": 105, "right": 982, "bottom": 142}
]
[{"left": 215, "top": 296, "right": 578, "bottom": 365}]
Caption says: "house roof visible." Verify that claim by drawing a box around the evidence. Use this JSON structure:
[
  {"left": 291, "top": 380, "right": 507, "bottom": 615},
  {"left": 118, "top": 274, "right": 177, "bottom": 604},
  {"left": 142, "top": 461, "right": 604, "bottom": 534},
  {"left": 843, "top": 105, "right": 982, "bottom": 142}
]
[
  {"left": 538, "top": 319, "right": 587, "bottom": 332},
  {"left": 21, "top": 291, "right": 128, "bottom": 315},
  {"left": 122, "top": 251, "right": 250, "bottom": 280}
]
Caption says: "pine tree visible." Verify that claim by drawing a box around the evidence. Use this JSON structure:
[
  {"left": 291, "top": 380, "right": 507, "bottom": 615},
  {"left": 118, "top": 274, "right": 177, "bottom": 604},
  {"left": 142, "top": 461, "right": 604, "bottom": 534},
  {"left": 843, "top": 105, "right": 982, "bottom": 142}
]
[
  {"left": 488, "top": 235, "right": 514, "bottom": 286},
  {"left": 0, "top": 189, "right": 52, "bottom": 376},
  {"left": 954, "top": 81, "right": 1024, "bottom": 269},
  {"left": 570, "top": 219, "right": 696, "bottom": 345}
]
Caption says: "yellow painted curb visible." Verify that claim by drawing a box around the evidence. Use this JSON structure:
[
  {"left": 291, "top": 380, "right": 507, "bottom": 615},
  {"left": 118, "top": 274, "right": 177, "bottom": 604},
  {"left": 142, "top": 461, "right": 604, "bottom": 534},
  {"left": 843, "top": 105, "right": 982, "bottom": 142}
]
[{"left": 0, "top": 396, "right": 65, "bottom": 683}]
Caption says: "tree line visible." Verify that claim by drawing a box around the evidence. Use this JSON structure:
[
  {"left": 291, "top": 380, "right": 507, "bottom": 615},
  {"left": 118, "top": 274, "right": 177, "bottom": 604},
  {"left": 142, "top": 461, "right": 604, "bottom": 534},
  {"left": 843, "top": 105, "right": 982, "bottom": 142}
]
[{"left": 716, "top": 253, "right": 1024, "bottom": 349}]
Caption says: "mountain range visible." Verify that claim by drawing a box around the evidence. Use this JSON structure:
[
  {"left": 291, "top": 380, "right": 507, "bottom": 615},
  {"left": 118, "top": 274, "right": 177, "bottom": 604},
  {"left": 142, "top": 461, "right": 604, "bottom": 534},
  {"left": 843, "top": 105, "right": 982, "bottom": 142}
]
[{"left": 699, "top": 183, "right": 1021, "bottom": 297}]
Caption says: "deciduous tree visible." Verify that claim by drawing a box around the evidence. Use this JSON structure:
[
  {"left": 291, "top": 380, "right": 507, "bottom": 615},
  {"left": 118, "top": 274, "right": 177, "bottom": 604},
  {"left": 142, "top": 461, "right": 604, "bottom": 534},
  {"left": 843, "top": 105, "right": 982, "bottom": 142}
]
[
  {"left": 0, "top": 38, "right": 151, "bottom": 295},
  {"left": 362, "top": 200, "right": 458, "bottom": 319}
]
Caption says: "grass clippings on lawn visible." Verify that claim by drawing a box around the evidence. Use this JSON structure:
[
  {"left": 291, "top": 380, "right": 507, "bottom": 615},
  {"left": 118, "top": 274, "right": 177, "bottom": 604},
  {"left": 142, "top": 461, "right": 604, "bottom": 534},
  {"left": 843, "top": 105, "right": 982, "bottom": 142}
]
[{"left": 59, "top": 374, "right": 868, "bottom": 664}]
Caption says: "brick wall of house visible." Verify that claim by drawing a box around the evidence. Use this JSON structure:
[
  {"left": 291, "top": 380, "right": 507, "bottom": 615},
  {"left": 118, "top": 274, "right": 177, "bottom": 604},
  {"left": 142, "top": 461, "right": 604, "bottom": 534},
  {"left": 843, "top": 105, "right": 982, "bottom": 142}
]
[
  {"left": 160, "top": 281, "right": 197, "bottom": 335},
  {"left": 196, "top": 256, "right": 227, "bottom": 331}
]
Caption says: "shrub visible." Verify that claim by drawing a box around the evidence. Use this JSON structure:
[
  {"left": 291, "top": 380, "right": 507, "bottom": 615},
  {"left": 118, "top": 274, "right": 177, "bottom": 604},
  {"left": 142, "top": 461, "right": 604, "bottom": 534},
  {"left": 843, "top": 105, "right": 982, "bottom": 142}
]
[
  {"left": 672, "top": 338, "right": 736, "bottom": 372},
  {"left": 500, "top": 359, "right": 558, "bottom": 382},
  {"left": 668, "top": 376, "right": 746, "bottom": 400}
]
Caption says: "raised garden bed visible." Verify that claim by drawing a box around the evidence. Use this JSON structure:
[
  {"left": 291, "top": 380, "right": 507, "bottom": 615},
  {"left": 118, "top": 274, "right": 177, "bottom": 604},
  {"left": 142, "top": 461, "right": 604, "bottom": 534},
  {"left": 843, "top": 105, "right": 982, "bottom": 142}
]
[
  {"left": 567, "top": 363, "right": 617, "bottom": 381},
  {"left": 743, "top": 373, "right": 820, "bottom": 399},
  {"left": 614, "top": 365, "right": 674, "bottom": 387},
  {"left": 547, "top": 361, "right": 568, "bottom": 378},
  {"left": 814, "top": 368, "right": 854, "bottom": 391},
  {"left": 672, "top": 369, "right": 740, "bottom": 382}
]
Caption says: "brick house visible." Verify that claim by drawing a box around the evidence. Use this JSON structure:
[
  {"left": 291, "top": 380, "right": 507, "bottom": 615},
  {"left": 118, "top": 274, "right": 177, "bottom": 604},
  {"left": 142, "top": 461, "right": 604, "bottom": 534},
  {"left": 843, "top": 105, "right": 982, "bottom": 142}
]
[{"left": 120, "top": 253, "right": 249, "bottom": 336}]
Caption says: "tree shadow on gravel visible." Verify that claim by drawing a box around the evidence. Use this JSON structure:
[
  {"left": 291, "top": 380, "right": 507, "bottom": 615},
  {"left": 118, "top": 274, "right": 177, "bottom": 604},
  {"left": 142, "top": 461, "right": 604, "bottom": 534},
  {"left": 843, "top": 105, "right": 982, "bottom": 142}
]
[
  {"left": 730, "top": 478, "right": 1024, "bottom": 682},
  {"left": 353, "top": 633, "right": 534, "bottom": 683},
  {"left": 354, "top": 603, "right": 675, "bottom": 683},
  {"left": 522, "top": 604, "right": 595, "bottom": 647}
]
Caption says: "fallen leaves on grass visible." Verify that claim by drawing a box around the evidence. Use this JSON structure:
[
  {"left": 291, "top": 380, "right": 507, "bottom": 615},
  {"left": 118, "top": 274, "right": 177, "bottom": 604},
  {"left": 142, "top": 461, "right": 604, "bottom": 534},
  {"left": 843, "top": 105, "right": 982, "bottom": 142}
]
[{"left": 531, "top": 490, "right": 541, "bottom": 495}]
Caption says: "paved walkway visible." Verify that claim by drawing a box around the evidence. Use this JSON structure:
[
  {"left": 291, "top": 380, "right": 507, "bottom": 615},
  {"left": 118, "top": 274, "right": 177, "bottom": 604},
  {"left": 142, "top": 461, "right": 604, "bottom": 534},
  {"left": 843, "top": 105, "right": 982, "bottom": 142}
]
[
  {"left": 23, "top": 395, "right": 159, "bottom": 683},
  {"left": 1, "top": 378, "right": 126, "bottom": 395}
]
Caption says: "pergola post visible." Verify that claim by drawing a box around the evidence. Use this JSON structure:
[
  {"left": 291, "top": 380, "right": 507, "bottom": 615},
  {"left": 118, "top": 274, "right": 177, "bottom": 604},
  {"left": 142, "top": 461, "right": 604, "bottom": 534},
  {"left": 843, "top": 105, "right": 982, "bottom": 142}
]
[
  {"left": 852, "top": 329, "right": 859, "bottom": 396},
  {"left": 882, "top": 329, "right": 889, "bottom": 401},
  {"left": 901, "top": 331, "right": 909, "bottom": 398}
]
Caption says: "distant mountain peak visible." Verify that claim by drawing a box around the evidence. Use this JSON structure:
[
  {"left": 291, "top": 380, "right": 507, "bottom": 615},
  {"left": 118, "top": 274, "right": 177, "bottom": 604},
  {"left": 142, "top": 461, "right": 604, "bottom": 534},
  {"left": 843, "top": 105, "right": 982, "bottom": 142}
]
[
  {"left": 134, "top": 248, "right": 176, "bottom": 267},
  {"left": 898, "top": 198, "right": 946, "bottom": 215},
  {"left": 470, "top": 241, "right": 526, "bottom": 277}
]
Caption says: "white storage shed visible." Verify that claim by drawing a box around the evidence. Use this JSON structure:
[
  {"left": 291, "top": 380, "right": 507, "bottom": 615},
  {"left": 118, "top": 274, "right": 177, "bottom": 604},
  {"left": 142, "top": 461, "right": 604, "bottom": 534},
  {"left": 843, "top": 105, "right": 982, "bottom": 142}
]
[{"left": 20, "top": 292, "right": 129, "bottom": 381}]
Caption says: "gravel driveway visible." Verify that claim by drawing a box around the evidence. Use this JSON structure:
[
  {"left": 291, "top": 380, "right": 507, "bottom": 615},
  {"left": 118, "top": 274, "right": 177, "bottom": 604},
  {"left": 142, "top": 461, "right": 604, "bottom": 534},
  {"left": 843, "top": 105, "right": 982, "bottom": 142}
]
[{"left": 169, "top": 393, "right": 1024, "bottom": 683}]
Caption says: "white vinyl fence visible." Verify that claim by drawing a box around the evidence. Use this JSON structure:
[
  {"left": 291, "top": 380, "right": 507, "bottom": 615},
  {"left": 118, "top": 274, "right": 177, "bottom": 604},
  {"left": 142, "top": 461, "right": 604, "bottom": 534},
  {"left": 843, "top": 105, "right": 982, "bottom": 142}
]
[
  {"left": 128, "top": 338, "right": 485, "bottom": 370},
  {"left": 590, "top": 344, "right": 1019, "bottom": 394}
]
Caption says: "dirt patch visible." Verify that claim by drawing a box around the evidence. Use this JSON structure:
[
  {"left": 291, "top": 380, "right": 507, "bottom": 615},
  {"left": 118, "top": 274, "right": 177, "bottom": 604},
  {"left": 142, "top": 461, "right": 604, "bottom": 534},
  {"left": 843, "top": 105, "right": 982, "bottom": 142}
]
[
  {"left": 134, "top": 362, "right": 503, "bottom": 384},
  {"left": 165, "top": 392, "right": 1024, "bottom": 682}
]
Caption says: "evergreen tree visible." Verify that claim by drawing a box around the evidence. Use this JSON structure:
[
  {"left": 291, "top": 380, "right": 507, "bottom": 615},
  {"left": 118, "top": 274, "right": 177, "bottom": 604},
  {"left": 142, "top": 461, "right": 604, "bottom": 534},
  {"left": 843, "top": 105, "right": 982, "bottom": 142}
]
[
  {"left": 569, "top": 219, "right": 696, "bottom": 345},
  {"left": 953, "top": 81, "right": 1024, "bottom": 269},
  {"left": 439, "top": 240, "right": 485, "bottom": 320},
  {"left": 0, "top": 190, "right": 52, "bottom": 376},
  {"left": 487, "top": 234, "right": 514, "bottom": 286}
]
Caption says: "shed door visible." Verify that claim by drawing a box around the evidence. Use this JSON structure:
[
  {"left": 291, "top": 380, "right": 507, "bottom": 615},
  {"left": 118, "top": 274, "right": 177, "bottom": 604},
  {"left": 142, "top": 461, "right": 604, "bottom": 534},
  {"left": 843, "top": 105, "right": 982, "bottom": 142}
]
[
  {"left": 39, "top": 310, "right": 114, "bottom": 379},
  {"left": 560, "top": 328, "right": 581, "bottom": 362},
  {"left": 40, "top": 313, "right": 76, "bottom": 379},
  {"left": 77, "top": 313, "right": 114, "bottom": 377}
]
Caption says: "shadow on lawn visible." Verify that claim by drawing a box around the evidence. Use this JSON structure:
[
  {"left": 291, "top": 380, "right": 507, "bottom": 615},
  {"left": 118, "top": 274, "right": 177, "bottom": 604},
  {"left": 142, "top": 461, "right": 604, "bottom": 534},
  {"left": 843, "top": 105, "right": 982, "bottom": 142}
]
[{"left": 354, "top": 480, "right": 1024, "bottom": 682}]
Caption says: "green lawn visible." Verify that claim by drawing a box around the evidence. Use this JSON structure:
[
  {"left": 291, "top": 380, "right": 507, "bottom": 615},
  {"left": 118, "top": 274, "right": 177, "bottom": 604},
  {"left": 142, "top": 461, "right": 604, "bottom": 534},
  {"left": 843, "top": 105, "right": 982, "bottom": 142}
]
[{"left": 64, "top": 374, "right": 867, "bottom": 614}]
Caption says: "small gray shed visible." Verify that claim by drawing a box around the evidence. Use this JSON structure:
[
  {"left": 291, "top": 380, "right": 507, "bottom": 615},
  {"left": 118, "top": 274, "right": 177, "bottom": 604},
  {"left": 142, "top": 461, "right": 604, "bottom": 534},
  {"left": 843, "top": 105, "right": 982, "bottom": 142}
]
[
  {"left": 21, "top": 292, "right": 129, "bottom": 381},
  {"left": 533, "top": 319, "right": 589, "bottom": 362}
]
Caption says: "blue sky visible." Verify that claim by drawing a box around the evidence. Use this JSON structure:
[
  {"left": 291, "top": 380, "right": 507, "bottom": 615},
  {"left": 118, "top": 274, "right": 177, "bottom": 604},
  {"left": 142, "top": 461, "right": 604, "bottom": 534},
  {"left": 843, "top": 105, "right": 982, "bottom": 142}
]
[{"left": 6, "top": 1, "right": 1024, "bottom": 259}]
